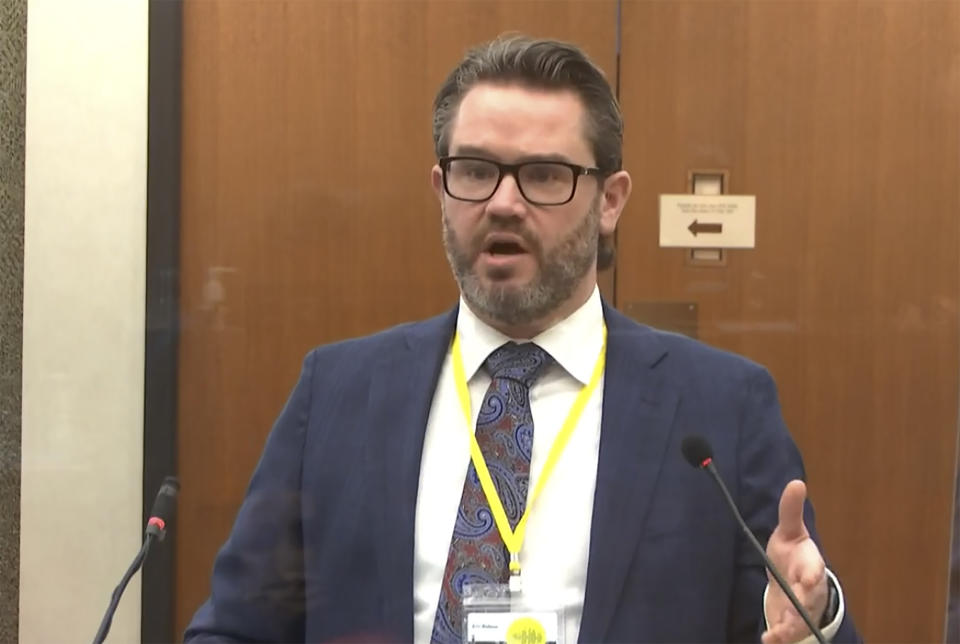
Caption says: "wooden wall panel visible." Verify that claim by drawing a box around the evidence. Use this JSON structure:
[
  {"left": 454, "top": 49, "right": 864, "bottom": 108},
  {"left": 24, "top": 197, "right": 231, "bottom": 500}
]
[
  {"left": 617, "top": 1, "right": 960, "bottom": 641},
  {"left": 176, "top": 0, "right": 616, "bottom": 634}
]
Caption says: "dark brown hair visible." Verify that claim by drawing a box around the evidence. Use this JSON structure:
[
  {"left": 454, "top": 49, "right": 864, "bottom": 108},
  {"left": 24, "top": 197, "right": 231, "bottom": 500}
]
[{"left": 433, "top": 34, "right": 623, "bottom": 172}]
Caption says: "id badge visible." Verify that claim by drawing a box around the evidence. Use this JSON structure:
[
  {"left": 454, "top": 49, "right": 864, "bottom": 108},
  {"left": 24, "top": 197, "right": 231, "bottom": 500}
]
[{"left": 461, "top": 582, "right": 565, "bottom": 644}]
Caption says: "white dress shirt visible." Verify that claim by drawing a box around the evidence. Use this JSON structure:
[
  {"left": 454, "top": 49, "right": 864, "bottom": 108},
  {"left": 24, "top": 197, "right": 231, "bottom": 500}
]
[
  {"left": 411, "top": 286, "right": 844, "bottom": 643},
  {"left": 413, "top": 287, "right": 606, "bottom": 644}
]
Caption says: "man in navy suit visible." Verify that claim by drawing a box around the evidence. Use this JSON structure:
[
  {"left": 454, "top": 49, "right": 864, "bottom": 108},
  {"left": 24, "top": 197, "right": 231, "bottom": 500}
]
[{"left": 185, "top": 35, "right": 860, "bottom": 643}]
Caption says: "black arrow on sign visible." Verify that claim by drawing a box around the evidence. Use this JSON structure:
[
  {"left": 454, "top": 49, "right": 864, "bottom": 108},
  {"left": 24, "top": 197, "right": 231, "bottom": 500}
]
[{"left": 688, "top": 219, "right": 723, "bottom": 236}]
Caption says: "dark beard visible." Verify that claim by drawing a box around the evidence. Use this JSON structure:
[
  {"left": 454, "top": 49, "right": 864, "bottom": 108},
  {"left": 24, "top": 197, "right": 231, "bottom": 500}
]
[{"left": 442, "top": 201, "right": 600, "bottom": 329}]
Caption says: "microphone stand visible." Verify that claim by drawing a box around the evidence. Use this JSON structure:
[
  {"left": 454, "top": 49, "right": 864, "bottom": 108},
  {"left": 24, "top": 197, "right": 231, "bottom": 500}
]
[
  {"left": 92, "top": 534, "right": 156, "bottom": 644},
  {"left": 702, "top": 461, "right": 828, "bottom": 644}
]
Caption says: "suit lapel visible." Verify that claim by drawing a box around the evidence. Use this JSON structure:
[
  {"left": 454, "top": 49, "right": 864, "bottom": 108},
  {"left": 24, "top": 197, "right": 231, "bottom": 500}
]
[
  {"left": 578, "top": 306, "right": 680, "bottom": 643},
  {"left": 366, "top": 309, "right": 457, "bottom": 641}
]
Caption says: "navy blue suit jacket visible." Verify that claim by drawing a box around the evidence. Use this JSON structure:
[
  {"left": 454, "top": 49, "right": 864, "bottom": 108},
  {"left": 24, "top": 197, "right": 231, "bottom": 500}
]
[{"left": 185, "top": 302, "right": 860, "bottom": 643}]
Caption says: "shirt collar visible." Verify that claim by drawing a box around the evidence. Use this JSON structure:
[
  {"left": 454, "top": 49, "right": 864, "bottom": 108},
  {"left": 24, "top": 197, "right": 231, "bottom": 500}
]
[{"left": 455, "top": 286, "right": 604, "bottom": 386}]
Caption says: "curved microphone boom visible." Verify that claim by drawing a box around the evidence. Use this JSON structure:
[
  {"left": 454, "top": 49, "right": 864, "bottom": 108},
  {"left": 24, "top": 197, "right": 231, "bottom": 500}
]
[
  {"left": 92, "top": 476, "right": 180, "bottom": 644},
  {"left": 680, "top": 436, "right": 827, "bottom": 644}
]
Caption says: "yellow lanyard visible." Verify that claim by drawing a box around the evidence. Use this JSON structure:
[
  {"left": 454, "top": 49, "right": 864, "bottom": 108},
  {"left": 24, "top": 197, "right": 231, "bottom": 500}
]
[{"left": 450, "top": 324, "right": 607, "bottom": 575}]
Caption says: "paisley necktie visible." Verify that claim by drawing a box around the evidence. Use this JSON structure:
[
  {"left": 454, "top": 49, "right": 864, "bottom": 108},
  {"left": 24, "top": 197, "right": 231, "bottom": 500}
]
[{"left": 431, "top": 341, "right": 553, "bottom": 643}]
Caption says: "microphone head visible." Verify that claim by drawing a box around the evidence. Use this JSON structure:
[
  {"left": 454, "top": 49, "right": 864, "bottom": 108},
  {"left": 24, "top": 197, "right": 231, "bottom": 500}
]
[
  {"left": 148, "top": 476, "right": 180, "bottom": 523},
  {"left": 681, "top": 435, "right": 714, "bottom": 468},
  {"left": 159, "top": 475, "right": 180, "bottom": 496}
]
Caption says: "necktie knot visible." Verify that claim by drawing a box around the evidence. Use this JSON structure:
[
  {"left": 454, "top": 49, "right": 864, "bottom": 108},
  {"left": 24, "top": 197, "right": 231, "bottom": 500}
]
[{"left": 483, "top": 342, "right": 552, "bottom": 387}]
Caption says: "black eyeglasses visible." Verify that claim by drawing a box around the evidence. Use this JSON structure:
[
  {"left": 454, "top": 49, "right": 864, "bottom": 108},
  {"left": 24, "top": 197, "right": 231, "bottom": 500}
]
[{"left": 439, "top": 156, "right": 603, "bottom": 206}]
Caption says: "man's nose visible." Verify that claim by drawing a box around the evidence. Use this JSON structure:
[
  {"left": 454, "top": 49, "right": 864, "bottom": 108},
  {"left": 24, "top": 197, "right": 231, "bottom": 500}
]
[{"left": 485, "top": 172, "right": 528, "bottom": 217}]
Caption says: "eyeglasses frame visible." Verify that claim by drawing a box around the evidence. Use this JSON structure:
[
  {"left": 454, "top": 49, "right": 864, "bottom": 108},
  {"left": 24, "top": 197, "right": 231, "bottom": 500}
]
[{"left": 438, "top": 155, "right": 605, "bottom": 206}]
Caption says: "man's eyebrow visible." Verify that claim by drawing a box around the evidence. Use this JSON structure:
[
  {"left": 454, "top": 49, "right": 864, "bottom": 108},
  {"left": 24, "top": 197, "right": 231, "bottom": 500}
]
[
  {"left": 450, "top": 145, "right": 576, "bottom": 164},
  {"left": 450, "top": 145, "right": 494, "bottom": 158}
]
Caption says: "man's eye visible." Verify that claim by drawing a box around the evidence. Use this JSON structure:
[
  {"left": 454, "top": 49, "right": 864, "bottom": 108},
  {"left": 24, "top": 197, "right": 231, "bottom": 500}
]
[
  {"left": 455, "top": 161, "right": 496, "bottom": 179},
  {"left": 525, "top": 164, "right": 561, "bottom": 183},
  {"left": 467, "top": 166, "right": 494, "bottom": 178}
]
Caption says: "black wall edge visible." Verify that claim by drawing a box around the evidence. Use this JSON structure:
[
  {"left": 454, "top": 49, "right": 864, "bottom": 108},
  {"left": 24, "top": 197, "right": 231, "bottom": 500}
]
[{"left": 142, "top": 1, "right": 182, "bottom": 641}]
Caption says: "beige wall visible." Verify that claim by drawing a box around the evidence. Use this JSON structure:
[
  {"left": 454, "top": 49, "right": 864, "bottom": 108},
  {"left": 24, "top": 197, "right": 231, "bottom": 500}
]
[{"left": 20, "top": 0, "right": 148, "bottom": 641}]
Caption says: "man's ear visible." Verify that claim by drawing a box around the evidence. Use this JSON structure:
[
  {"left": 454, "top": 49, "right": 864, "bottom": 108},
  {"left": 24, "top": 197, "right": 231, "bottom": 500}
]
[
  {"left": 431, "top": 165, "right": 444, "bottom": 203},
  {"left": 599, "top": 170, "right": 632, "bottom": 236}
]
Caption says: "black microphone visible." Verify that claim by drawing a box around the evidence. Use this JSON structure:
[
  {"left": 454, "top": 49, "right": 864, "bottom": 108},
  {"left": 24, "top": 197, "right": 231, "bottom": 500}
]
[
  {"left": 680, "top": 436, "right": 827, "bottom": 644},
  {"left": 145, "top": 476, "right": 180, "bottom": 540},
  {"left": 92, "top": 476, "right": 180, "bottom": 644}
]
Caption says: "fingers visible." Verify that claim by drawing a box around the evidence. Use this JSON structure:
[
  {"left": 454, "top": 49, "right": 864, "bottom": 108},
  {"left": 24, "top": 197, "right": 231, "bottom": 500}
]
[
  {"left": 800, "top": 558, "right": 825, "bottom": 588},
  {"left": 762, "top": 620, "right": 799, "bottom": 644},
  {"left": 762, "top": 605, "right": 814, "bottom": 644},
  {"left": 762, "top": 604, "right": 798, "bottom": 644},
  {"left": 761, "top": 620, "right": 786, "bottom": 644},
  {"left": 766, "top": 481, "right": 827, "bottom": 644},
  {"left": 763, "top": 573, "right": 829, "bottom": 644},
  {"left": 776, "top": 480, "right": 810, "bottom": 541},
  {"left": 793, "top": 542, "right": 826, "bottom": 596}
]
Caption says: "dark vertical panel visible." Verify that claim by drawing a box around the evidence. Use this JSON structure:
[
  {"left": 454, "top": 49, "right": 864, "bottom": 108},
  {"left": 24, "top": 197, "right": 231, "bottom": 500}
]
[
  {"left": 142, "top": 0, "right": 182, "bottom": 642},
  {"left": 0, "top": 0, "right": 27, "bottom": 641}
]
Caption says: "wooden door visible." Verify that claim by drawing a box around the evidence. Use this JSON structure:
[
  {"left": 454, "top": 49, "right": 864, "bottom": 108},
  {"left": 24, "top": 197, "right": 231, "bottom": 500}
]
[
  {"left": 176, "top": 1, "right": 617, "bottom": 635},
  {"left": 616, "top": 2, "right": 960, "bottom": 641}
]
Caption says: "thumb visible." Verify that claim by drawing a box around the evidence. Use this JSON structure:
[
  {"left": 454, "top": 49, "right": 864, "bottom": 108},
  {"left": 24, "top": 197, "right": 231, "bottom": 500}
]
[{"left": 776, "top": 480, "right": 809, "bottom": 541}]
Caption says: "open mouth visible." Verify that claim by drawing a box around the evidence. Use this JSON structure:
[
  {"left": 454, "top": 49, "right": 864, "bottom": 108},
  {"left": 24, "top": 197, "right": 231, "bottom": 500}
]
[{"left": 485, "top": 240, "right": 527, "bottom": 256}]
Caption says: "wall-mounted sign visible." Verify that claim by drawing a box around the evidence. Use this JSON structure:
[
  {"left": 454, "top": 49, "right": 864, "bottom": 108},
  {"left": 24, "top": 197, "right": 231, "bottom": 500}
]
[{"left": 659, "top": 194, "right": 756, "bottom": 248}]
